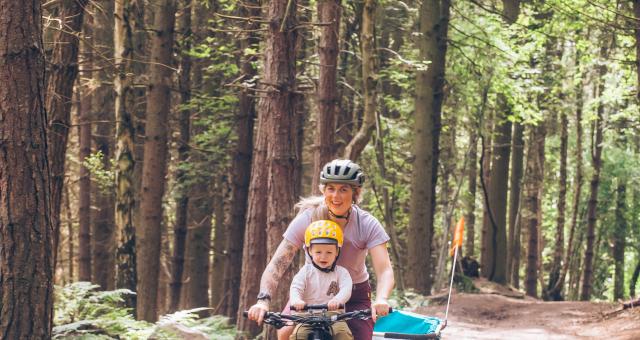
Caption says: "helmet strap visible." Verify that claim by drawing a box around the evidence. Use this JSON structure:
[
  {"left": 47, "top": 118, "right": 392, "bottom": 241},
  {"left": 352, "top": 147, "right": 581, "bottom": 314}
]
[{"left": 328, "top": 207, "right": 351, "bottom": 221}]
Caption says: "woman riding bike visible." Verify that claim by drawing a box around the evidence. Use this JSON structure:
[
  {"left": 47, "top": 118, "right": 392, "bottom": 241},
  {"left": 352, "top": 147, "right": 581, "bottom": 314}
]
[{"left": 247, "top": 159, "right": 394, "bottom": 340}]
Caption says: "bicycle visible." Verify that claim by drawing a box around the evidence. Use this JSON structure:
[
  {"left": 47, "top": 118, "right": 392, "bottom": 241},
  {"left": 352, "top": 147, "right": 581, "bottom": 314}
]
[{"left": 244, "top": 303, "right": 373, "bottom": 340}]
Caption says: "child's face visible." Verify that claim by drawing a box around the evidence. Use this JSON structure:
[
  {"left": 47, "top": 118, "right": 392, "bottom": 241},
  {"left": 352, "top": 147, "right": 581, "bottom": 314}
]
[{"left": 309, "top": 243, "right": 339, "bottom": 269}]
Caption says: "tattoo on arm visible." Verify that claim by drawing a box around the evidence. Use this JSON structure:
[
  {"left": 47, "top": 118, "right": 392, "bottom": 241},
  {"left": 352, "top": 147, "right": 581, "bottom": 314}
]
[{"left": 260, "top": 240, "right": 298, "bottom": 295}]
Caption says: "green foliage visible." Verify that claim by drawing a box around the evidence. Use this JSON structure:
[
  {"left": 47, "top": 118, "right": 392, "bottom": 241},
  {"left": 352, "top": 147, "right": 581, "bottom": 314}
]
[
  {"left": 53, "top": 283, "right": 240, "bottom": 339},
  {"left": 82, "top": 151, "right": 115, "bottom": 193}
]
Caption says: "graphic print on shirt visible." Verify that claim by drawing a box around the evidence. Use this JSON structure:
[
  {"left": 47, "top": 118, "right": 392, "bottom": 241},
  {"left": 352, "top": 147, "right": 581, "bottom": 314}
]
[{"left": 326, "top": 281, "right": 339, "bottom": 296}]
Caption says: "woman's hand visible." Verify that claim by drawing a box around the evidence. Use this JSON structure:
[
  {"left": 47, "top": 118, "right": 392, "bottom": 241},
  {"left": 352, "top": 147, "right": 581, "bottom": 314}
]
[
  {"left": 371, "top": 298, "right": 390, "bottom": 322},
  {"left": 247, "top": 301, "right": 269, "bottom": 325}
]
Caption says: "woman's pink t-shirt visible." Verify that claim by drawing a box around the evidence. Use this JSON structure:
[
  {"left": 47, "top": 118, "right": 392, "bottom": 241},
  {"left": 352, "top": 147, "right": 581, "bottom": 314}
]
[{"left": 283, "top": 206, "right": 390, "bottom": 284}]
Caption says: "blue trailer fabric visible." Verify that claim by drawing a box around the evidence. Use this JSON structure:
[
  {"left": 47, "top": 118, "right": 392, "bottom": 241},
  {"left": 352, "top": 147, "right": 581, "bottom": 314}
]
[{"left": 373, "top": 310, "right": 441, "bottom": 334}]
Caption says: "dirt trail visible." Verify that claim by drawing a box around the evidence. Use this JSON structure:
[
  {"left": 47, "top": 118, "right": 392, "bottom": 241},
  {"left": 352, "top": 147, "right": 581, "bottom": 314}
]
[{"left": 412, "top": 288, "right": 640, "bottom": 339}]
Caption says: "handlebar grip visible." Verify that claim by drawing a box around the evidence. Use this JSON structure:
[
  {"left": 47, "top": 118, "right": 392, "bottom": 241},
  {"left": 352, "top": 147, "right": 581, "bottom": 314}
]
[{"left": 290, "top": 303, "right": 346, "bottom": 311}]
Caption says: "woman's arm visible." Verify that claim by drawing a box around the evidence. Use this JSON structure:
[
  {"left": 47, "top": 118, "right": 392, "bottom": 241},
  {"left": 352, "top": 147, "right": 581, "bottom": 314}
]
[
  {"left": 247, "top": 239, "right": 299, "bottom": 324},
  {"left": 370, "top": 243, "right": 395, "bottom": 321}
]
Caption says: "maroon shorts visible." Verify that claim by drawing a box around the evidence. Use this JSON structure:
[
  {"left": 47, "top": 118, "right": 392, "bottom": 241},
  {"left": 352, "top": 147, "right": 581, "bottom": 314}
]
[
  {"left": 282, "top": 281, "right": 373, "bottom": 340},
  {"left": 345, "top": 281, "right": 374, "bottom": 340}
]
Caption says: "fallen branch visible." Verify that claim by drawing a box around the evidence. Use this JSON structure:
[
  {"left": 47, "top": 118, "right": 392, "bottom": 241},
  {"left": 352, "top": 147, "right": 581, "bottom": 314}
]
[{"left": 622, "top": 297, "right": 640, "bottom": 310}]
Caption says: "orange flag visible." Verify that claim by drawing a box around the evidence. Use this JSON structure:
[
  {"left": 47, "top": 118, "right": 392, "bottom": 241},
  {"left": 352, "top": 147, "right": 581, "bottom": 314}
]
[{"left": 449, "top": 217, "right": 465, "bottom": 257}]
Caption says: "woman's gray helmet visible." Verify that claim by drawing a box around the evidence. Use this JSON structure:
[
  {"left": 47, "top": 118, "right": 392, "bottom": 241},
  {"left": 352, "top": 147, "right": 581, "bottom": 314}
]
[{"left": 320, "top": 159, "right": 365, "bottom": 187}]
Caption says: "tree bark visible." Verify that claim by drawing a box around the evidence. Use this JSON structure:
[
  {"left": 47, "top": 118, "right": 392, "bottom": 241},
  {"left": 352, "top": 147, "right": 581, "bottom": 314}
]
[
  {"left": 236, "top": 108, "right": 269, "bottom": 336},
  {"left": 634, "top": 0, "right": 640, "bottom": 102},
  {"left": 631, "top": 259, "right": 640, "bottom": 298},
  {"left": 78, "top": 61, "right": 92, "bottom": 282},
  {"left": 374, "top": 114, "right": 405, "bottom": 292},
  {"left": 407, "top": 0, "right": 450, "bottom": 295},
  {"left": 344, "top": 0, "right": 376, "bottom": 161},
  {"left": 263, "top": 0, "right": 299, "bottom": 315},
  {"left": 545, "top": 111, "right": 568, "bottom": 301},
  {"left": 507, "top": 124, "right": 524, "bottom": 283},
  {"left": 553, "top": 51, "right": 584, "bottom": 299},
  {"left": 222, "top": 0, "right": 259, "bottom": 321},
  {"left": 136, "top": 0, "right": 176, "bottom": 321},
  {"left": 114, "top": 0, "right": 139, "bottom": 309},
  {"left": 46, "top": 0, "right": 90, "bottom": 270},
  {"left": 170, "top": 0, "right": 193, "bottom": 313},
  {"left": 211, "top": 176, "right": 227, "bottom": 310},
  {"left": 502, "top": 0, "right": 521, "bottom": 24},
  {"left": 312, "top": 0, "right": 341, "bottom": 192},
  {"left": 181, "top": 179, "right": 213, "bottom": 309},
  {"left": 465, "top": 132, "right": 478, "bottom": 257},
  {"left": 92, "top": 0, "right": 116, "bottom": 292},
  {"left": 613, "top": 183, "right": 626, "bottom": 300},
  {"left": 237, "top": 0, "right": 299, "bottom": 334},
  {"left": 484, "top": 95, "right": 511, "bottom": 284},
  {"left": 0, "top": 1, "right": 54, "bottom": 336},
  {"left": 581, "top": 46, "right": 607, "bottom": 301},
  {"left": 522, "top": 122, "right": 546, "bottom": 298}
]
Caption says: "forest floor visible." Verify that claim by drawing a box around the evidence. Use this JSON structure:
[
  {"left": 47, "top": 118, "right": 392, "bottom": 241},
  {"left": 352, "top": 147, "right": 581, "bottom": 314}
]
[{"left": 412, "top": 279, "right": 640, "bottom": 340}]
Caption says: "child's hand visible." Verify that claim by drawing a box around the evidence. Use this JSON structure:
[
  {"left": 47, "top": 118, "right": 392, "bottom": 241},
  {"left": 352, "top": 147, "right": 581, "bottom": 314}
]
[
  {"left": 291, "top": 299, "right": 306, "bottom": 311},
  {"left": 327, "top": 299, "right": 341, "bottom": 311}
]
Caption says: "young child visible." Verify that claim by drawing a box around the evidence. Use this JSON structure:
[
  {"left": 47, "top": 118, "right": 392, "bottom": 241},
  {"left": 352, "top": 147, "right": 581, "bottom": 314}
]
[{"left": 289, "top": 220, "right": 353, "bottom": 340}]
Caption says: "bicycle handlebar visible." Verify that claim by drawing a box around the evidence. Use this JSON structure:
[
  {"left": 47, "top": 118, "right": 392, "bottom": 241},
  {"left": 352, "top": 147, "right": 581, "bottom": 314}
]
[{"left": 289, "top": 303, "right": 345, "bottom": 311}]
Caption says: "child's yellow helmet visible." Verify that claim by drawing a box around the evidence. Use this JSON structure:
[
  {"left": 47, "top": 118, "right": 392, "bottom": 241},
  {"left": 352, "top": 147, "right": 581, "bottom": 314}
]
[{"left": 304, "top": 220, "right": 344, "bottom": 248}]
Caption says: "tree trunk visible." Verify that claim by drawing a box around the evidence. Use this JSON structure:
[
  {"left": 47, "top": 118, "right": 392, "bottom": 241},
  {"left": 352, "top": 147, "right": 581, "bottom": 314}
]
[
  {"left": 374, "top": 115, "right": 405, "bottom": 292},
  {"left": 170, "top": 0, "right": 193, "bottom": 313},
  {"left": 581, "top": 47, "right": 607, "bottom": 301},
  {"left": 546, "top": 111, "right": 568, "bottom": 300},
  {"left": 507, "top": 121, "right": 524, "bottom": 283},
  {"left": 236, "top": 108, "right": 269, "bottom": 336},
  {"left": 222, "top": 0, "right": 259, "bottom": 321},
  {"left": 236, "top": 0, "right": 299, "bottom": 334},
  {"left": 114, "top": 0, "right": 139, "bottom": 308},
  {"left": 631, "top": 259, "right": 640, "bottom": 298},
  {"left": 92, "top": 0, "right": 116, "bottom": 292},
  {"left": 634, "top": 0, "right": 640, "bottom": 102},
  {"left": 484, "top": 95, "right": 511, "bottom": 284},
  {"left": 480, "top": 117, "right": 493, "bottom": 278},
  {"left": 136, "top": 0, "right": 176, "bottom": 321},
  {"left": 263, "top": 0, "right": 299, "bottom": 315},
  {"left": 78, "top": 65, "right": 92, "bottom": 282},
  {"left": 407, "top": 0, "right": 450, "bottom": 295},
  {"left": 613, "top": 183, "right": 626, "bottom": 300},
  {"left": 46, "top": 0, "right": 90, "bottom": 269},
  {"left": 522, "top": 122, "right": 546, "bottom": 298},
  {"left": 465, "top": 132, "right": 478, "bottom": 257},
  {"left": 211, "top": 176, "right": 227, "bottom": 310},
  {"left": 181, "top": 179, "right": 213, "bottom": 309},
  {"left": 553, "top": 51, "right": 584, "bottom": 299},
  {"left": 344, "top": 0, "right": 376, "bottom": 161},
  {"left": 0, "top": 1, "right": 53, "bottom": 336},
  {"left": 502, "top": 0, "right": 521, "bottom": 24},
  {"left": 312, "top": 0, "right": 340, "bottom": 192}
]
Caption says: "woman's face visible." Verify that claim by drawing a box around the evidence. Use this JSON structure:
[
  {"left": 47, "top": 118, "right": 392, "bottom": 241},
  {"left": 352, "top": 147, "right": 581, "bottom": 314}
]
[{"left": 323, "top": 183, "right": 354, "bottom": 216}]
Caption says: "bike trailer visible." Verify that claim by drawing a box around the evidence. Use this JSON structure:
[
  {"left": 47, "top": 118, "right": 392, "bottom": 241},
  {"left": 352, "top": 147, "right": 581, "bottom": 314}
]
[{"left": 372, "top": 310, "right": 443, "bottom": 339}]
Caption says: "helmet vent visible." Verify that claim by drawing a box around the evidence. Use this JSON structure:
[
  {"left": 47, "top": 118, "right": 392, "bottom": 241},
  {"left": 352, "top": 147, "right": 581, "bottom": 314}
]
[
  {"left": 326, "top": 166, "right": 331, "bottom": 175},
  {"left": 335, "top": 165, "right": 341, "bottom": 174},
  {"left": 344, "top": 166, "right": 351, "bottom": 175}
]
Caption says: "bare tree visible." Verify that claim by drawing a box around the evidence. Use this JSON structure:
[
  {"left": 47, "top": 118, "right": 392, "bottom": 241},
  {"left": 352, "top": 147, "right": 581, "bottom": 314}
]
[
  {"left": 312, "top": 0, "right": 341, "bottom": 191},
  {"left": 0, "top": 1, "right": 54, "bottom": 337},
  {"left": 406, "top": 0, "right": 451, "bottom": 295},
  {"left": 136, "top": 0, "right": 176, "bottom": 321}
]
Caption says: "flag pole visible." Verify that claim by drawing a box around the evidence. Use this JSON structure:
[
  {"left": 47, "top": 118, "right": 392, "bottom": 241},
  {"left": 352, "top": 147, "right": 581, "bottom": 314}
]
[
  {"left": 443, "top": 216, "right": 465, "bottom": 329},
  {"left": 444, "top": 243, "right": 458, "bottom": 327}
]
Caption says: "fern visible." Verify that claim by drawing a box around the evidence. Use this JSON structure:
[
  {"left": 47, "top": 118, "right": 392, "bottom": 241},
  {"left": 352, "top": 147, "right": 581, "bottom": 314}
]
[{"left": 53, "top": 283, "right": 241, "bottom": 339}]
